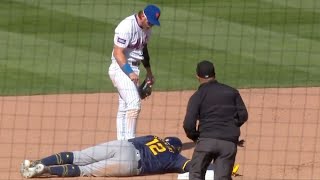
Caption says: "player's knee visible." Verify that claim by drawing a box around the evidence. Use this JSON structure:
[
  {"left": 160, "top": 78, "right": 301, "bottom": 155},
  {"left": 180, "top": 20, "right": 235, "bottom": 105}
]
[
  {"left": 126, "top": 98, "right": 141, "bottom": 110},
  {"left": 126, "top": 108, "right": 140, "bottom": 118}
]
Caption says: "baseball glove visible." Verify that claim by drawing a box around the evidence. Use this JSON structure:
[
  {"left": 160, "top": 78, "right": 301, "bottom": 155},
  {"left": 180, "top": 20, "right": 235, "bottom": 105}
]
[{"left": 138, "top": 79, "right": 152, "bottom": 100}]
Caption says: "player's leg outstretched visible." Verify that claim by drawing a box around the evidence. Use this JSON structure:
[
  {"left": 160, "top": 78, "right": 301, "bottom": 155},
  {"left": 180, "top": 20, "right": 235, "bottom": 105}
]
[
  {"left": 20, "top": 152, "right": 81, "bottom": 178},
  {"left": 20, "top": 162, "right": 80, "bottom": 178}
]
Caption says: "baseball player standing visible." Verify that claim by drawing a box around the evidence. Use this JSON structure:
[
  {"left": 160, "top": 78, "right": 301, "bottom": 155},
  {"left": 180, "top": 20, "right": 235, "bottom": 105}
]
[{"left": 108, "top": 4, "right": 161, "bottom": 140}]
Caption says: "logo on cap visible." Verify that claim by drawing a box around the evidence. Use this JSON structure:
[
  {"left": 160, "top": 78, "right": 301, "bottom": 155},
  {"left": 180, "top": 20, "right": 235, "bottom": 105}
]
[{"left": 156, "top": 12, "right": 160, "bottom": 19}]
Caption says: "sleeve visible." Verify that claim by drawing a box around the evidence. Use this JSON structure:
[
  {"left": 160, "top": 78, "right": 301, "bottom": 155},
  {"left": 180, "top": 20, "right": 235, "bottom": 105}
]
[
  {"left": 142, "top": 45, "right": 150, "bottom": 68},
  {"left": 113, "top": 21, "right": 131, "bottom": 48},
  {"left": 234, "top": 91, "right": 248, "bottom": 127},
  {"left": 183, "top": 93, "right": 201, "bottom": 142},
  {"left": 174, "top": 154, "right": 191, "bottom": 173}
]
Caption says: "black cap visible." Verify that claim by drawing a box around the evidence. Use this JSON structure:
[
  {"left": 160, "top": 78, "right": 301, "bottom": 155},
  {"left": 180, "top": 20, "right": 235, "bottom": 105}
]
[{"left": 196, "top": 60, "right": 215, "bottom": 79}]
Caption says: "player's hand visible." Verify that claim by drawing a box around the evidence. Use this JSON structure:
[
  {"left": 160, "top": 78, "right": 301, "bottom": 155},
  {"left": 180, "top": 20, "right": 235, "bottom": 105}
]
[
  {"left": 146, "top": 73, "right": 155, "bottom": 85},
  {"left": 129, "top": 73, "right": 139, "bottom": 84}
]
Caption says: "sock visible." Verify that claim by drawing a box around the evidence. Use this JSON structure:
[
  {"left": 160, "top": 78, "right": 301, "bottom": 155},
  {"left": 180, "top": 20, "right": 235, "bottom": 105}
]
[
  {"left": 48, "top": 165, "right": 81, "bottom": 177},
  {"left": 40, "top": 152, "right": 74, "bottom": 166}
]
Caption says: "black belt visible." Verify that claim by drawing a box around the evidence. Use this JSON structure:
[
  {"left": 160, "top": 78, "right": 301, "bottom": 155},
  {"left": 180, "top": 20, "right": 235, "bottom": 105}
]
[{"left": 131, "top": 61, "right": 140, "bottom": 66}]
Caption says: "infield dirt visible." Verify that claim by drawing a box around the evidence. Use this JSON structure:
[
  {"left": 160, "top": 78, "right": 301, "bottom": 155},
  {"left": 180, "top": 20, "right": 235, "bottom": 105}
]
[{"left": 1, "top": 87, "right": 319, "bottom": 180}]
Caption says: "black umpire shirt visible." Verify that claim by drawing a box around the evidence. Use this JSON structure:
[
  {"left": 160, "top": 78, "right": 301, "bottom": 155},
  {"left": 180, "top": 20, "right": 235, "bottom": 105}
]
[{"left": 183, "top": 80, "right": 248, "bottom": 144}]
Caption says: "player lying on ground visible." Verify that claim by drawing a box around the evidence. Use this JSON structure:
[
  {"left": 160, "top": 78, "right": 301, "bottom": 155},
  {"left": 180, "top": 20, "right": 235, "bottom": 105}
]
[{"left": 20, "top": 135, "right": 190, "bottom": 178}]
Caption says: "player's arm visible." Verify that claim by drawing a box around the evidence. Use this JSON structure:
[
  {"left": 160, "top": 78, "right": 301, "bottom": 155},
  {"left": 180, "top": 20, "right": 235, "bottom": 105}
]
[
  {"left": 234, "top": 90, "right": 248, "bottom": 127},
  {"left": 114, "top": 45, "right": 139, "bottom": 83},
  {"left": 142, "top": 45, "right": 154, "bottom": 84},
  {"left": 181, "top": 159, "right": 191, "bottom": 173},
  {"left": 174, "top": 155, "right": 191, "bottom": 173},
  {"left": 183, "top": 93, "right": 201, "bottom": 142},
  {"left": 113, "top": 45, "right": 127, "bottom": 67},
  {"left": 113, "top": 30, "right": 139, "bottom": 83}
]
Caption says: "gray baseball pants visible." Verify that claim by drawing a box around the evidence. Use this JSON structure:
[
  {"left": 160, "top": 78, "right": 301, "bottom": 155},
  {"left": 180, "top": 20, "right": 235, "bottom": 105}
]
[
  {"left": 189, "top": 138, "right": 237, "bottom": 180},
  {"left": 72, "top": 140, "right": 141, "bottom": 177}
]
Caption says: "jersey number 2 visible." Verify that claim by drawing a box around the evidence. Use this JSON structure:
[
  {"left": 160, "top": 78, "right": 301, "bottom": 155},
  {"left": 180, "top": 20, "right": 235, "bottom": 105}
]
[{"left": 145, "top": 138, "right": 166, "bottom": 155}]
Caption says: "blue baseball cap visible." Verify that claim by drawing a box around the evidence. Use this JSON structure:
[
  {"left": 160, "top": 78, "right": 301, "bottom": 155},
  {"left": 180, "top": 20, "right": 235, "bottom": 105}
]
[{"left": 144, "top": 4, "right": 161, "bottom": 26}]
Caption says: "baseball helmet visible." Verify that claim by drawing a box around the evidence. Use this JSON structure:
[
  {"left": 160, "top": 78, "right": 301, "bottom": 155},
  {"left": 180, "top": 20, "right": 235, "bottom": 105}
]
[{"left": 164, "top": 136, "right": 182, "bottom": 153}]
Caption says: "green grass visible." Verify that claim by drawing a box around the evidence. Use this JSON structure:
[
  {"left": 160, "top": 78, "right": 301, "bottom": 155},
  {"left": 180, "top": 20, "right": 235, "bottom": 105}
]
[{"left": 0, "top": 0, "right": 319, "bottom": 95}]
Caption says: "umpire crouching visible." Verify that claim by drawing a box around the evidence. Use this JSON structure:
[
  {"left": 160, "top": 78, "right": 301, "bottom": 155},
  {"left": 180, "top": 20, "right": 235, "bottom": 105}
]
[{"left": 183, "top": 60, "right": 248, "bottom": 180}]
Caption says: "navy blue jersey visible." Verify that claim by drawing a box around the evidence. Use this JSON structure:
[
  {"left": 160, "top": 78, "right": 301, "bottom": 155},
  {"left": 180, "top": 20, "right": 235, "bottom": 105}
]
[{"left": 128, "top": 135, "right": 190, "bottom": 175}]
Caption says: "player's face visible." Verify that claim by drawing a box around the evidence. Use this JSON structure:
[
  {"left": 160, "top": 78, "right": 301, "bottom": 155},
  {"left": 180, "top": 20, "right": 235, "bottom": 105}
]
[{"left": 143, "top": 15, "right": 153, "bottom": 29}]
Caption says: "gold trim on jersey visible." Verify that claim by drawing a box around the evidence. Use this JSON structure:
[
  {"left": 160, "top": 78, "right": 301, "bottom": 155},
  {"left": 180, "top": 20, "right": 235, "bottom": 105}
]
[{"left": 182, "top": 160, "right": 191, "bottom": 171}]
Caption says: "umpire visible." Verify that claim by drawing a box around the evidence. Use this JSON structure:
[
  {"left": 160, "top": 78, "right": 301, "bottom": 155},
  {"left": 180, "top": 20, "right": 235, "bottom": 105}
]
[{"left": 183, "top": 60, "right": 248, "bottom": 180}]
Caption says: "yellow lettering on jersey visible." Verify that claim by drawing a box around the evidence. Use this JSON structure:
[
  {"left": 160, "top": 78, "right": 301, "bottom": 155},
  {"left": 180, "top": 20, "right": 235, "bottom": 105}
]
[{"left": 145, "top": 138, "right": 167, "bottom": 155}]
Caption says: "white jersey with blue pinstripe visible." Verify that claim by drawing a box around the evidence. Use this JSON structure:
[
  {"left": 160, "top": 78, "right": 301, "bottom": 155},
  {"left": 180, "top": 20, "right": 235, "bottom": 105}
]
[{"left": 108, "top": 14, "right": 152, "bottom": 140}]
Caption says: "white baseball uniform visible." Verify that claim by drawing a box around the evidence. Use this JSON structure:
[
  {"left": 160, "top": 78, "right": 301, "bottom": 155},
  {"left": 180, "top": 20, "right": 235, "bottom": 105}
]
[{"left": 108, "top": 14, "right": 152, "bottom": 140}]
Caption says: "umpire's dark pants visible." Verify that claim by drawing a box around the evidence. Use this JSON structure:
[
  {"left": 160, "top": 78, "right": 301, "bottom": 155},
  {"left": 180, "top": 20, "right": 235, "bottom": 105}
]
[{"left": 189, "top": 138, "right": 237, "bottom": 180}]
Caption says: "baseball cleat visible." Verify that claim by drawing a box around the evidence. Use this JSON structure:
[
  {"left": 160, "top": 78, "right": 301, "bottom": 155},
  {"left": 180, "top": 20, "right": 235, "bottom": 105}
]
[
  {"left": 20, "top": 160, "right": 42, "bottom": 175},
  {"left": 22, "top": 160, "right": 31, "bottom": 168},
  {"left": 20, "top": 160, "right": 31, "bottom": 175},
  {"left": 20, "top": 163, "right": 45, "bottom": 178}
]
